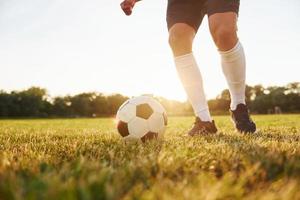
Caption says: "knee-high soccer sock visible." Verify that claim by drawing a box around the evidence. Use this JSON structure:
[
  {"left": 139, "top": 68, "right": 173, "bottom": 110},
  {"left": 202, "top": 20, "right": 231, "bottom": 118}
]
[
  {"left": 219, "top": 41, "right": 246, "bottom": 110},
  {"left": 174, "top": 53, "right": 212, "bottom": 122}
]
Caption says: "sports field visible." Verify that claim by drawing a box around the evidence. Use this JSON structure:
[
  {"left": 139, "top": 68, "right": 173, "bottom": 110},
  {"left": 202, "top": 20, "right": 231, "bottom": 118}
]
[{"left": 0, "top": 115, "right": 300, "bottom": 200}]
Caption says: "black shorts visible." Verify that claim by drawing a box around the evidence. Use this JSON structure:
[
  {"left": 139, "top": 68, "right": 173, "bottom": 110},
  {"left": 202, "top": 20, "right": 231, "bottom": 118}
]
[{"left": 167, "top": 0, "right": 240, "bottom": 31}]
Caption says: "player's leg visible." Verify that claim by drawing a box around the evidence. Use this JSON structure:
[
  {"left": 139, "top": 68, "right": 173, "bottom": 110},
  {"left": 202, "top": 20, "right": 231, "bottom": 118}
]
[
  {"left": 168, "top": 23, "right": 195, "bottom": 57},
  {"left": 169, "top": 23, "right": 211, "bottom": 122},
  {"left": 168, "top": 23, "right": 217, "bottom": 135},
  {"left": 209, "top": 12, "right": 245, "bottom": 111},
  {"left": 209, "top": 12, "right": 238, "bottom": 51},
  {"left": 166, "top": 0, "right": 217, "bottom": 135},
  {"left": 207, "top": 1, "right": 256, "bottom": 133}
]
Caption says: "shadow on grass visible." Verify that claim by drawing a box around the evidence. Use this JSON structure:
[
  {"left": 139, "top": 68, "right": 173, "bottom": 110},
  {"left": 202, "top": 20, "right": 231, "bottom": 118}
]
[{"left": 217, "top": 133, "right": 300, "bottom": 181}]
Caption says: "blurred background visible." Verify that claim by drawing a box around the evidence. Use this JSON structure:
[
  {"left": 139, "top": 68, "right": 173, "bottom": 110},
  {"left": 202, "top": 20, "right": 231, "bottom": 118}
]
[{"left": 0, "top": 0, "right": 299, "bottom": 117}]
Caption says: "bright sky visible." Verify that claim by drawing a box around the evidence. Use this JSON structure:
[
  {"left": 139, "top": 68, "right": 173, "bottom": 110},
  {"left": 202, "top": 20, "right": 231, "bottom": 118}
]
[{"left": 0, "top": 0, "right": 299, "bottom": 100}]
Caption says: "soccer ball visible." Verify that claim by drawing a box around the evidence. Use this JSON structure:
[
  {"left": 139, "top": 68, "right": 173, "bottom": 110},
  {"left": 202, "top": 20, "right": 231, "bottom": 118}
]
[{"left": 116, "top": 96, "right": 168, "bottom": 142}]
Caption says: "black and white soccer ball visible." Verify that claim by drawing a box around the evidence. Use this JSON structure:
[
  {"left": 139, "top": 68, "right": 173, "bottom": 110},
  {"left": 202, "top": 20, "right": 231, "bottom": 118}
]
[{"left": 116, "top": 96, "right": 168, "bottom": 142}]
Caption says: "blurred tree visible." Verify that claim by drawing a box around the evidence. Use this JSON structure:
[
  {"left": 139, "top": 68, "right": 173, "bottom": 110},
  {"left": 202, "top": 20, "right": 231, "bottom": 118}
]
[
  {"left": 18, "top": 87, "right": 49, "bottom": 117},
  {"left": 70, "top": 93, "right": 95, "bottom": 117},
  {"left": 0, "top": 83, "right": 299, "bottom": 117},
  {"left": 52, "top": 96, "right": 73, "bottom": 117},
  {"left": 91, "top": 93, "right": 109, "bottom": 116},
  {"left": 106, "top": 94, "right": 129, "bottom": 115},
  {"left": 0, "top": 91, "right": 10, "bottom": 117}
]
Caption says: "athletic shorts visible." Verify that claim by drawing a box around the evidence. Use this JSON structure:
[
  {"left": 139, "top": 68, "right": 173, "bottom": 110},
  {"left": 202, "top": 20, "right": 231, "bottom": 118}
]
[{"left": 167, "top": 0, "right": 240, "bottom": 31}]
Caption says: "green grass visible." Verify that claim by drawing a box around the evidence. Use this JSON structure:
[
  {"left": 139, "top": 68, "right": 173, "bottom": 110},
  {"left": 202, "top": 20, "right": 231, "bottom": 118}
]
[{"left": 0, "top": 115, "right": 300, "bottom": 200}]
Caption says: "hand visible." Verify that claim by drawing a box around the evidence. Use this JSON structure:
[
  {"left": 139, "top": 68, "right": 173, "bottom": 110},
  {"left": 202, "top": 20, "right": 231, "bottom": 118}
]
[{"left": 120, "top": 0, "right": 136, "bottom": 16}]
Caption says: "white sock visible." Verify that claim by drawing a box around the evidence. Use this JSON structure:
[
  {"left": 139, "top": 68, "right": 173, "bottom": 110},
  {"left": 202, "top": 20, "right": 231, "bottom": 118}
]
[
  {"left": 174, "top": 53, "right": 212, "bottom": 122},
  {"left": 219, "top": 41, "right": 246, "bottom": 111}
]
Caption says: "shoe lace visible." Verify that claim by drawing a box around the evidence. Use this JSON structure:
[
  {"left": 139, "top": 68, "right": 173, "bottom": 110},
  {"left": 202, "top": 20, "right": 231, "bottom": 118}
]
[{"left": 238, "top": 111, "right": 252, "bottom": 124}]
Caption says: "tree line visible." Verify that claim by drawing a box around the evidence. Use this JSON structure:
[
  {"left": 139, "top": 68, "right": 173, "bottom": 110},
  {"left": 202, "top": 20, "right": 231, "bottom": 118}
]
[{"left": 0, "top": 82, "right": 299, "bottom": 118}]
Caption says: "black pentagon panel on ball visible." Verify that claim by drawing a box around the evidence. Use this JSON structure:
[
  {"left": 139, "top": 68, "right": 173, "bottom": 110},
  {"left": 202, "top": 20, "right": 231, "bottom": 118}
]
[
  {"left": 141, "top": 131, "right": 158, "bottom": 143},
  {"left": 117, "top": 121, "right": 130, "bottom": 137},
  {"left": 163, "top": 112, "right": 168, "bottom": 126},
  {"left": 136, "top": 103, "right": 153, "bottom": 120}
]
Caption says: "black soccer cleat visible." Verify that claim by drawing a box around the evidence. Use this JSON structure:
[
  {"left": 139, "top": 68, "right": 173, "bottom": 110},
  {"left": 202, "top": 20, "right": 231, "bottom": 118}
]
[
  {"left": 188, "top": 117, "right": 218, "bottom": 136},
  {"left": 230, "top": 104, "right": 256, "bottom": 134}
]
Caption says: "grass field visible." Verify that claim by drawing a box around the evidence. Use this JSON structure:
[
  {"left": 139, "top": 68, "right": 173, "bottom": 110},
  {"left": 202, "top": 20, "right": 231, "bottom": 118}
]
[{"left": 0, "top": 115, "right": 300, "bottom": 200}]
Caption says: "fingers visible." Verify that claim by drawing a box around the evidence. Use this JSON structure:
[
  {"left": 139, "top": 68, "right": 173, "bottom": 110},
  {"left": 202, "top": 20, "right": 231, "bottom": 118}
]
[
  {"left": 120, "top": 0, "right": 135, "bottom": 16},
  {"left": 121, "top": 4, "right": 132, "bottom": 15}
]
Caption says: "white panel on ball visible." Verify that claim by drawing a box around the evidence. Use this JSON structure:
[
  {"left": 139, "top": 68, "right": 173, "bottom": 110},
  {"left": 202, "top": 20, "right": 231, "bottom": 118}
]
[
  {"left": 118, "top": 100, "right": 130, "bottom": 110},
  {"left": 148, "top": 112, "right": 165, "bottom": 133},
  {"left": 123, "top": 134, "right": 138, "bottom": 142},
  {"left": 116, "top": 103, "right": 136, "bottom": 123},
  {"left": 129, "top": 96, "right": 151, "bottom": 105},
  {"left": 128, "top": 118, "right": 149, "bottom": 138},
  {"left": 148, "top": 100, "right": 165, "bottom": 114}
]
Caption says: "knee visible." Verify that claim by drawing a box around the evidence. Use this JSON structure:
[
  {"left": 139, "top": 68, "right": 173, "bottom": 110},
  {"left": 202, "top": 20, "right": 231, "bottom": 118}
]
[
  {"left": 168, "top": 24, "right": 195, "bottom": 56},
  {"left": 210, "top": 25, "right": 238, "bottom": 51},
  {"left": 168, "top": 29, "right": 193, "bottom": 50}
]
